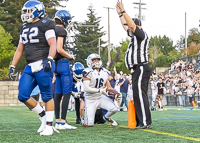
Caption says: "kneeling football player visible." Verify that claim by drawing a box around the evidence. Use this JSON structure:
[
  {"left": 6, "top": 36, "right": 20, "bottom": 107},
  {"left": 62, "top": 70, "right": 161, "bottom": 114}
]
[{"left": 82, "top": 53, "right": 121, "bottom": 127}]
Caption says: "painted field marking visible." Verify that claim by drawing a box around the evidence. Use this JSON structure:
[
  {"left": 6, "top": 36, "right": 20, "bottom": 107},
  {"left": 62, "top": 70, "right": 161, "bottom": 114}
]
[{"left": 118, "top": 125, "right": 200, "bottom": 142}]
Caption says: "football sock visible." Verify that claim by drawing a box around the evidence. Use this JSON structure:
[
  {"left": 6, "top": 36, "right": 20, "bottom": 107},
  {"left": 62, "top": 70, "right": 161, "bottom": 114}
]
[
  {"left": 31, "top": 103, "right": 45, "bottom": 117},
  {"left": 56, "top": 122, "right": 61, "bottom": 125},
  {"left": 75, "top": 98, "right": 80, "bottom": 120},
  {"left": 54, "top": 93, "right": 62, "bottom": 119},
  {"left": 46, "top": 111, "right": 54, "bottom": 126},
  {"left": 61, "top": 93, "right": 70, "bottom": 120}
]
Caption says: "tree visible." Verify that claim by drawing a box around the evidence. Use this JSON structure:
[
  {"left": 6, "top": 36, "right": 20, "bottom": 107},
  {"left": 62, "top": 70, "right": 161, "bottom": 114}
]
[
  {"left": 148, "top": 45, "right": 163, "bottom": 69},
  {"left": 149, "top": 35, "right": 174, "bottom": 56},
  {"left": 176, "top": 35, "right": 185, "bottom": 52},
  {"left": 181, "top": 28, "right": 200, "bottom": 56},
  {"left": 73, "top": 4, "right": 106, "bottom": 67},
  {"left": 0, "top": 25, "right": 16, "bottom": 68},
  {"left": 0, "top": 0, "right": 68, "bottom": 46},
  {"left": 112, "top": 39, "right": 130, "bottom": 74}
]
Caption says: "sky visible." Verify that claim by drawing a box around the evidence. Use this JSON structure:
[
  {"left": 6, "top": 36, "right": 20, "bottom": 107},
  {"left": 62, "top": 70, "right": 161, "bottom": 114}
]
[{"left": 60, "top": 0, "right": 200, "bottom": 47}]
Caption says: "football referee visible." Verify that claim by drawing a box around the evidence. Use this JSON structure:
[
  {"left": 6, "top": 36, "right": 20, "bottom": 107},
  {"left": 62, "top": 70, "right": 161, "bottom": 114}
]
[{"left": 116, "top": 0, "right": 151, "bottom": 129}]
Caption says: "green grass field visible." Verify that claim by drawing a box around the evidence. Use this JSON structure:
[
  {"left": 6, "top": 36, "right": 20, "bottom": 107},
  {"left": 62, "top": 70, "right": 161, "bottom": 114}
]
[{"left": 1, "top": 106, "right": 200, "bottom": 143}]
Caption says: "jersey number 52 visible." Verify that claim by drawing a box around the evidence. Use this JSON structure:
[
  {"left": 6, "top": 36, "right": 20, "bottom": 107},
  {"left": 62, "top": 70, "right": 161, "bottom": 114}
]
[{"left": 22, "top": 27, "right": 39, "bottom": 44}]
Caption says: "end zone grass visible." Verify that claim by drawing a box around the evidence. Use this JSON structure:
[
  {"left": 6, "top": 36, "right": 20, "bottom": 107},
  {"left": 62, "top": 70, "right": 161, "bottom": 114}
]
[{"left": 0, "top": 106, "right": 200, "bottom": 143}]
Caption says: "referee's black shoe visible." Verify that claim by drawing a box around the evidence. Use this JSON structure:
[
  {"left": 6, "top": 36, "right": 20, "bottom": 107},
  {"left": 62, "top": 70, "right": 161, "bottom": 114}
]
[
  {"left": 76, "top": 119, "right": 81, "bottom": 124},
  {"left": 135, "top": 124, "right": 151, "bottom": 129}
]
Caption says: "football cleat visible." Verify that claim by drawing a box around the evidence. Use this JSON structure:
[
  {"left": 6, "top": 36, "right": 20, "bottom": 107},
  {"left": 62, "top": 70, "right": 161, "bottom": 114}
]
[
  {"left": 103, "top": 116, "right": 118, "bottom": 126},
  {"left": 59, "top": 123, "right": 77, "bottom": 130},
  {"left": 81, "top": 117, "right": 84, "bottom": 125},
  {"left": 40, "top": 125, "right": 59, "bottom": 136},
  {"left": 54, "top": 123, "right": 60, "bottom": 130},
  {"left": 37, "top": 116, "right": 46, "bottom": 133}
]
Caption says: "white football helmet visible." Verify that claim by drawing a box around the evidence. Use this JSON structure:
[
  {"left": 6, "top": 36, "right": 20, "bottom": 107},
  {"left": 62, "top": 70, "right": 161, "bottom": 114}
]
[{"left": 86, "top": 53, "right": 102, "bottom": 69}]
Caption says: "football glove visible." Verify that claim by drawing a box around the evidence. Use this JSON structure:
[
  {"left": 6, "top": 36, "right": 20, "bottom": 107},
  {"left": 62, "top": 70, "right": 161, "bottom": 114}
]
[
  {"left": 43, "top": 56, "right": 53, "bottom": 73},
  {"left": 9, "top": 65, "right": 15, "bottom": 80},
  {"left": 99, "top": 87, "right": 108, "bottom": 96},
  {"left": 115, "top": 93, "right": 122, "bottom": 101},
  {"left": 74, "top": 92, "right": 80, "bottom": 98}
]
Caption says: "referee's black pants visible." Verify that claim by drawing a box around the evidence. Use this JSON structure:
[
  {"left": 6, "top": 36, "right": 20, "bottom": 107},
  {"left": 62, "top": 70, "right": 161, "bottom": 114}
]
[{"left": 131, "top": 64, "right": 152, "bottom": 126}]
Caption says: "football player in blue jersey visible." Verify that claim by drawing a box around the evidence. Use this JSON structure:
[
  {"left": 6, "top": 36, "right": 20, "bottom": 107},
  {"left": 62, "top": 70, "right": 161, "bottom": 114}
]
[
  {"left": 53, "top": 10, "right": 77, "bottom": 130},
  {"left": 8, "top": 0, "right": 58, "bottom": 136},
  {"left": 71, "top": 62, "right": 85, "bottom": 124},
  {"left": 82, "top": 53, "right": 121, "bottom": 127}
]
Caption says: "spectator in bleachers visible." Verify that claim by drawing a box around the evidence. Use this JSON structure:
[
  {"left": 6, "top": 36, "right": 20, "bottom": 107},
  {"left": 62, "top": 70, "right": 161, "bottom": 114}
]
[
  {"left": 187, "top": 85, "right": 195, "bottom": 106},
  {"left": 176, "top": 88, "right": 184, "bottom": 106},
  {"left": 150, "top": 75, "right": 158, "bottom": 111},
  {"left": 156, "top": 77, "right": 165, "bottom": 110},
  {"left": 118, "top": 73, "right": 131, "bottom": 111}
]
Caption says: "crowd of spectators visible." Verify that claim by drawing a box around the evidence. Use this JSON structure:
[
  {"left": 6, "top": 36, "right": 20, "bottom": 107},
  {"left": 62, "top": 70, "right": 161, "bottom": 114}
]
[{"left": 152, "top": 58, "right": 200, "bottom": 106}]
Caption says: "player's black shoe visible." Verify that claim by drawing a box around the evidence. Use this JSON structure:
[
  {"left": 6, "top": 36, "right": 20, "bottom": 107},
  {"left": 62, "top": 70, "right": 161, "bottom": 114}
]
[{"left": 76, "top": 119, "right": 81, "bottom": 124}]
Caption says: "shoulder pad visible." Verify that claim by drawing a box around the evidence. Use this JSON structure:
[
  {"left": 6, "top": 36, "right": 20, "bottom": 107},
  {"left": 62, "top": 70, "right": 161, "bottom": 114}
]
[
  {"left": 41, "top": 17, "right": 52, "bottom": 23},
  {"left": 101, "top": 67, "right": 110, "bottom": 75},
  {"left": 82, "top": 68, "right": 93, "bottom": 77}
]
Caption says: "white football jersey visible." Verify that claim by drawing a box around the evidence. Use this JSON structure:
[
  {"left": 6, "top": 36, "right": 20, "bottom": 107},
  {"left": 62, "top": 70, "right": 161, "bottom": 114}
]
[
  {"left": 82, "top": 67, "right": 110, "bottom": 99},
  {"left": 151, "top": 80, "right": 158, "bottom": 94},
  {"left": 75, "top": 81, "right": 84, "bottom": 92}
]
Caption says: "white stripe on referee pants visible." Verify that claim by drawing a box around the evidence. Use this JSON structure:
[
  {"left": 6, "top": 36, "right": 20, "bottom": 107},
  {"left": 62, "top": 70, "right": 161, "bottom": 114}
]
[{"left": 138, "top": 66, "right": 147, "bottom": 126}]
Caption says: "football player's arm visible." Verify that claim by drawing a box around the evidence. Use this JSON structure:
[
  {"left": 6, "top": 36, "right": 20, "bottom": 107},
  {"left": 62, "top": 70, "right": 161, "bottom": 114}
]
[
  {"left": 83, "top": 77, "right": 99, "bottom": 93},
  {"left": 11, "top": 43, "right": 24, "bottom": 66},
  {"left": 47, "top": 37, "right": 56, "bottom": 58},
  {"left": 105, "top": 79, "right": 113, "bottom": 90},
  {"left": 57, "top": 37, "right": 73, "bottom": 59},
  {"left": 45, "top": 29, "right": 56, "bottom": 58}
]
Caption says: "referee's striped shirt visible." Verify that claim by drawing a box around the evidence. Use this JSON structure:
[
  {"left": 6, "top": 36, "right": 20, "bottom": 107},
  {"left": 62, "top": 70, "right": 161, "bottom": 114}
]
[{"left": 125, "top": 31, "right": 149, "bottom": 70}]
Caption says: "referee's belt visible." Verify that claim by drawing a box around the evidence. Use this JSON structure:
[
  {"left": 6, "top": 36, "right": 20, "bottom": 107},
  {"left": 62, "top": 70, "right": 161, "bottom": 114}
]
[{"left": 130, "top": 62, "right": 148, "bottom": 73}]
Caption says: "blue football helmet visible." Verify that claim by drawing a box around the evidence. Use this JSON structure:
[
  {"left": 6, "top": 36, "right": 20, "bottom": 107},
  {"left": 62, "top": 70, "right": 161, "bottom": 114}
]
[
  {"left": 86, "top": 53, "right": 102, "bottom": 69},
  {"left": 21, "top": 0, "right": 45, "bottom": 23},
  {"left": 72, "top": 62, "right": 85, "bottom": 82},
  {"left": 54, "top": 10, "right": 72, "bottom": 27}
]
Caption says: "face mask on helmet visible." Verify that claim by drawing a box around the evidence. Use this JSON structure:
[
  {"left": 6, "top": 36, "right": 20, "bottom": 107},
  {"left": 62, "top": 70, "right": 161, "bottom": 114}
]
[
  {"left": 21, "top": 0, "right": 45, "bottom": 23},
  {"left": 72, "top": 62, "right": 85, "bottom": 82},
  {"left": 54, "top": 10, "right": 72, "bottom": 27},
  {"left": 86, "top": 53, "right": 102, "bottom": 69}
]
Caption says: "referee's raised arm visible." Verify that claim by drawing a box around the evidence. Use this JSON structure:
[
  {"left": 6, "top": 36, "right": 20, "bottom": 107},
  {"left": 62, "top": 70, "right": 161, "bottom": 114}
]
[{"left": 116, "top": 0, "right": 136, "bottom": 32}]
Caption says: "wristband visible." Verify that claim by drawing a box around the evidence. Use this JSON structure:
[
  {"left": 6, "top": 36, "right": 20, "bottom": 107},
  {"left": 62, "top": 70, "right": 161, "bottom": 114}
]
[
  {"left": 119, "top": 14, "right": 123, "bottom": 17},
  {"left": 10, "top": 65, "right": 15, "bottom": 68},
  {"left": 121, "top": 11, "right": 125, "bottom": 14},
  {"left": 48, "top": 56, "right": 53, "bottom": 60}
]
